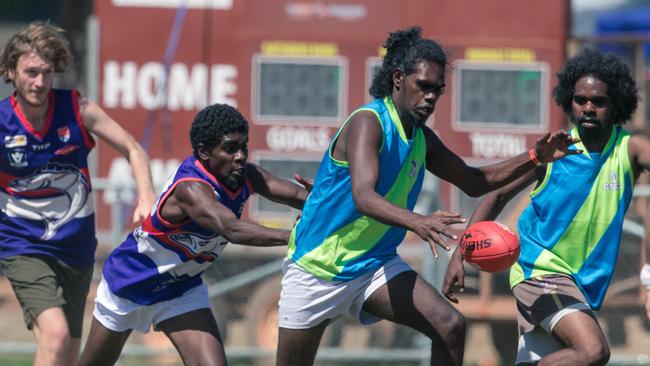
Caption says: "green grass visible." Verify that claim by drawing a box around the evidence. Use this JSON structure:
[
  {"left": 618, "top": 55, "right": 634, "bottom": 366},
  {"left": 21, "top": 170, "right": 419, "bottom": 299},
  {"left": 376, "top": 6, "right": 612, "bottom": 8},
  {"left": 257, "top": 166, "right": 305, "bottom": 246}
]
[{"left": 0, "top": 354, "right": 32, "bottom": 366}]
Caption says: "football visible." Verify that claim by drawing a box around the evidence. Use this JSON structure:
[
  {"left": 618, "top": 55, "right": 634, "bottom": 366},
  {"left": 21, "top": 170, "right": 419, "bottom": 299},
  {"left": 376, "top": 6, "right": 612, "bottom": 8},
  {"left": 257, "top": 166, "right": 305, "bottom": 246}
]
[{"left": 459, "top": 221, "right": 520, "bottom": 272}]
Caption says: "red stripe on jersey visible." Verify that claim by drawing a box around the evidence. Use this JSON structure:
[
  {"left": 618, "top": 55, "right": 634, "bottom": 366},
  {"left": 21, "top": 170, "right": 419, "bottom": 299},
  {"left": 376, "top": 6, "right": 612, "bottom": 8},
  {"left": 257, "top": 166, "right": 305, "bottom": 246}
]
[{"left": 10, "top": 92, "right": 54, "bottom": 140}]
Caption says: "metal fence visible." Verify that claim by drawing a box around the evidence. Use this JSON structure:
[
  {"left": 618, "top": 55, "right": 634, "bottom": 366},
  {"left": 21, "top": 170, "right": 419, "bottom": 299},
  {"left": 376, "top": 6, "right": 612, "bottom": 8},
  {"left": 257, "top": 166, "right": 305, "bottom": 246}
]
[{"left": 1, "top": 182, "right": 650, "bottom": 366}]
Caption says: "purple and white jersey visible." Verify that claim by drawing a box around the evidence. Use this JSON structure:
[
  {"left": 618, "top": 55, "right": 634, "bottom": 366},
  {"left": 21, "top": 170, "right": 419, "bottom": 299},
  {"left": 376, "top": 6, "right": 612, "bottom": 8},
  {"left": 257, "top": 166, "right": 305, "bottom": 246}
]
[
  {"left": 0, "top": 89, "right": 96, "bottom": 267},
  {"left": 103, "top": 156, "right": 252, "bottom": 305}
]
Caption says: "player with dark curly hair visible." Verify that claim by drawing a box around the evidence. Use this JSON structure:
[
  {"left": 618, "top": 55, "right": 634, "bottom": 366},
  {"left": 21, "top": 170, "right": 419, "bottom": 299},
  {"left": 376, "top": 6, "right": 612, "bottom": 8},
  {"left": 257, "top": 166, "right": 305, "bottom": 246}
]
[
  {"left": 554, "top": 47, "right": 638, "bottom": 126},
  {"left": 276, "top": 26, "right": 579, "bottom": 366},
  {"left": 189, "top": 104, "right": 248, "bottom": 159},
  {"left": 368, "top": 27, "right": 448, "bottom": 99},
  {"left": 77, "top": 103, "right": 309, "bottom": 366},
  {"left": 444, "top": 48, "right": 650, "bottom": 366}
]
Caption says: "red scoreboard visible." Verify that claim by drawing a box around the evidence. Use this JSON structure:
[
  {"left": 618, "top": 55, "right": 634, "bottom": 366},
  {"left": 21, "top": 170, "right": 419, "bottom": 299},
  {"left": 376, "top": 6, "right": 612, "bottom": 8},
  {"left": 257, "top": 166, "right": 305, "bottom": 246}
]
[{"left": 94, "top": 0, "right": 570, "bottom": 230}]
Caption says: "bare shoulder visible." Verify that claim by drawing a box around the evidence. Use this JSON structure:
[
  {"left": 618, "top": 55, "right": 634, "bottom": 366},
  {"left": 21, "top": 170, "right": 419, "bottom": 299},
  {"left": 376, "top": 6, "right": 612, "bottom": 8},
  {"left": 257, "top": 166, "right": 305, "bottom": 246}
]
[
  {"left": 421, "top": 124, "right": 451, "bottom": 161},
  {"left": 346, "top": 109, "right": 382, "bottom": 131},
  {"left": 628, "top": 133, "right": 650, "bottom": 156},
  {"left": 175, "top": 179, "right": 215, "bottom": 201},
  {"left": 627, "top": 133, "right": 650, "bottom": 174},
  {"left": 161, "top": 180, "right": 212, "bottom": 223},
  {"left": 421, "top": 125, "right": 442, "bottom": 145},
  {"left": 78, "top": 94, "right": 90, "bottom": 110},
  {"left": 78, "top": 96, "right": 103, "bottom": 124},
  {"left": 346, "top": 109, "right": 384, "bottom": 138},
  {"left": 78, "top": 95, "right": 98, "bottom": 114},
  {"left": 333, "top": 110, "right": 383, "bottom": 160}
]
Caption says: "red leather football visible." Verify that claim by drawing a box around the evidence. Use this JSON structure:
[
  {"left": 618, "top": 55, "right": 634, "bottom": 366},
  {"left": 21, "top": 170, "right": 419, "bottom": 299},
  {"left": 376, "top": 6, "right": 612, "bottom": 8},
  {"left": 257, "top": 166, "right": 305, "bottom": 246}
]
[{"left": 459, "top": 221, "right": 520, "bottom": 272}]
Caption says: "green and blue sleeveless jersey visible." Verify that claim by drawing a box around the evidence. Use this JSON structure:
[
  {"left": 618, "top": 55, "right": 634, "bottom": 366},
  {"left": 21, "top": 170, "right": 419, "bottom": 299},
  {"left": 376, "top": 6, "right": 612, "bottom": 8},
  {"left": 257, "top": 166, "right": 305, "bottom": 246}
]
[
  {"left": 288, "top": 97, "right": 426, "bottom": 280},
  {"left": 511, "top": 126, "right": 634, "bottom": 309}
]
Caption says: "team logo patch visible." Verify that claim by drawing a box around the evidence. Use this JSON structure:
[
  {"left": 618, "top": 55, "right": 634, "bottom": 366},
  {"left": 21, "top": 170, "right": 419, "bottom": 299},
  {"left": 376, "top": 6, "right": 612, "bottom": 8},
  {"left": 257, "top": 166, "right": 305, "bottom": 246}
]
[
  {"left": 603, "top": 172, "right": 622, "bottom": 191},
  {"left": 7, "top": 148, "right": 27, "bottom": 167},
  {"left": 5, "top": 135, "right": 27, "bottom": 148},
  {"left": 409, "top": 159, "right": 418, "bottom": 177},
  {"left": 539, "top": 276, "right": 559, "bottom": 294},
  {"left": 57, "top": 127, "right": 70, "bottom": 142}
]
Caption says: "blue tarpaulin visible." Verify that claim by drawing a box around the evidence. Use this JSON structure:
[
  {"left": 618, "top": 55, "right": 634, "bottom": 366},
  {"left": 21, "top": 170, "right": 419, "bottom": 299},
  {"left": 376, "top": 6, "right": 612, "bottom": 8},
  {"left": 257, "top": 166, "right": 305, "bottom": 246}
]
[{"left": 596, "top": 5, "right": 650, "bottom": 59}]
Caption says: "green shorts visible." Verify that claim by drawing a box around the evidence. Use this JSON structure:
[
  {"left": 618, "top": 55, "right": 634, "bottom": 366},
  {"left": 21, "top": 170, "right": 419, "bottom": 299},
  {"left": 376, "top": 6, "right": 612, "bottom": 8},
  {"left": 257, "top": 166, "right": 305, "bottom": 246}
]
[{"left": 0, "top": 255, "right": 93, "bottom": 338}]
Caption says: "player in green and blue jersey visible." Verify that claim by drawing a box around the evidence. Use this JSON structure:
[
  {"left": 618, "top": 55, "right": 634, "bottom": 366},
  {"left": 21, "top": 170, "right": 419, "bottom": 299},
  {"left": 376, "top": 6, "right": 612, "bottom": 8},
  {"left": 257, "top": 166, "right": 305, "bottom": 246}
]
[
  {"left": 277, "top": 26, "right": 579, "bottom": 366},
  {"left": 444, "top": 48, "right": 650, "bottom": 366}
]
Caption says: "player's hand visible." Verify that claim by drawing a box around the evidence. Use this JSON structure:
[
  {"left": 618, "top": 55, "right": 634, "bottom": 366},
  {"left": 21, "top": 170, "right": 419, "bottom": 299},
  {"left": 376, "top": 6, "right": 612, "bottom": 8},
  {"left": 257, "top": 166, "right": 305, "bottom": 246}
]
[
  {"left": 645, "top": 291, "right": 650, "bottom": 321},
  {"left": 412, "top": 210, "right": 466, "bottom": 258},
  {"left": 131, "top": 197, "right": 154, "bottom": 226},
  {"left": 443, "top": 248, "right": 465, "bottom": 303},
  {"left": 534, "top": 130, "right": 582, "bottom": 163},
  {"left": 294, "top": 173, "right": 314, "bottom": 193}
]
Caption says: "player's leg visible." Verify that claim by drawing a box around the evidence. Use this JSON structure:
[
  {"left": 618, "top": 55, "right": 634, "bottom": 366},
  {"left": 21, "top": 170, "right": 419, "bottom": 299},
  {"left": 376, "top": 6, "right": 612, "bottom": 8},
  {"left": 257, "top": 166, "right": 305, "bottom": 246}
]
[
  {"left": 76, "top": 317, "right": 132, "bottom": 366},
  {"left": 537, "top": 311, "right": 609, "bottom": 366},
  {"left": 1, "top": 255, "right": 73, "bottom": 366},
  {"left": 67, "top": 337, "right": 82, "bottom": 366},
  {"left": 277, "top": 320, "right": 330, "bottom": 366},
  {"left": 77, "top": 275, "right": 163, "bottom": 366},
  {"left": 150, "top": 284, "right": 226, "bottom": 365},
  {"left": 362, "top": 270, "right": 465, "bottom": 366},
  {"left": 59, "top": 259, "right": 94, "bottom": 365},
  {"left": 158, "top": 308, "right": 227, "bottom": 366},
  {"left": 276, "top": 259, "right": 346, "bottom": 366},
  {"left": 513, "top": 275, "right": 609, "bottom": 366},
  {"left": 32, "top": 307, "right": 71, "bottom": 366}
]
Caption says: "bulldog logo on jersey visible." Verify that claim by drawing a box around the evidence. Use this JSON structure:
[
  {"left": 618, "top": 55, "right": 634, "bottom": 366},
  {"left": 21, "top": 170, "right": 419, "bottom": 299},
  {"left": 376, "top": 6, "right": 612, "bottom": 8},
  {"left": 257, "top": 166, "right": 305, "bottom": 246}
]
[
  {"left": 6, "top": 163, "right": 91, "bottom": 240},
  {"left": 57, "top": 127, "right": 71, "bottom": 142},
  {"left": 168, "top": 232, "right": 228, "bottom": 259}
]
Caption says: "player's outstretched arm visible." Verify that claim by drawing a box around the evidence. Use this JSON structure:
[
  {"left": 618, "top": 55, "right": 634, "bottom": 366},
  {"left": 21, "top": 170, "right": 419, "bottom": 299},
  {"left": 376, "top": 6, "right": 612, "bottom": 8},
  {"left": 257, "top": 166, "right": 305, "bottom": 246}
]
[
  {"left": 245, "top": 163, "right": 309, "bottom": 210},
  {"left": 169, "top": 180, "right": 290, "bottom": 246},
  {"left": 442, "top": 170, "right": 538, "bottom": 303},
  {"left": 80, "top": 96, "right": 155, "bottom": 224},
  {"left": 426, "top": 128, "right": 579, "bottom": 197}
]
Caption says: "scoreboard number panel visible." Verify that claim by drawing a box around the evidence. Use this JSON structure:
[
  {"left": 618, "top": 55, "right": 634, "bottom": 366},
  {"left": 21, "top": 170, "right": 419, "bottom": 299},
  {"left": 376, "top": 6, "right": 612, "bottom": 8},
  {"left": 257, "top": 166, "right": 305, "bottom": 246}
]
[
  {"left": 251, "top": 156, "right": 321, "bottom": 217},
  {"left": 453, "top": 61, "right": 550, "bottom": 131},
  {"left": 253, "top": 56, "right": 347, "bottom": 123}
]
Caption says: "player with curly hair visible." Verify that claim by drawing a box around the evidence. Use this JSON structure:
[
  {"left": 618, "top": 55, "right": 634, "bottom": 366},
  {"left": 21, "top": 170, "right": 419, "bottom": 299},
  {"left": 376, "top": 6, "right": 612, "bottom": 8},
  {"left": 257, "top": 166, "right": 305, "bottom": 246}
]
[
  {"left": 77, "top": 103, "right": 309, "bottom": 366},
  {"left": 0, "top": 22, "right": 155, "bottom": 366},
  {"left": 443, "top": 48, "right": 649, "bottom": 365},
  {"left": 276, "top": 26, "right": 579, "bottom": 366}
]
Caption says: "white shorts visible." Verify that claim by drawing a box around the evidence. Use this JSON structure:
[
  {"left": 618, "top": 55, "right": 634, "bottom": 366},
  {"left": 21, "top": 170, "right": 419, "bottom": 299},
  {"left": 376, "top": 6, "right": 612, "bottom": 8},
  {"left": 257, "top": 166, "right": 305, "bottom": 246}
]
[
  {"left": 93, "top": 277, "right": 211, "bottom": 333},
  {"left": 278, "top": 255, "right": 412, "bottom": 329}
]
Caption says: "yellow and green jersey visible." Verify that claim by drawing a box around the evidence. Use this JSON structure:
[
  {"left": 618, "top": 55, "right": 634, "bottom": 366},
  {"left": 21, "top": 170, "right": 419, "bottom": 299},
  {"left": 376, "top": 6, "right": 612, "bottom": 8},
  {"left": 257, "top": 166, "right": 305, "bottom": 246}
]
[
  {"left": 288, "top": 97, "right": 426, "bottom": 280},
  {"left": 511, "top": 126, "right": 635, "bottom": 309}
]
